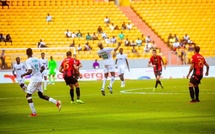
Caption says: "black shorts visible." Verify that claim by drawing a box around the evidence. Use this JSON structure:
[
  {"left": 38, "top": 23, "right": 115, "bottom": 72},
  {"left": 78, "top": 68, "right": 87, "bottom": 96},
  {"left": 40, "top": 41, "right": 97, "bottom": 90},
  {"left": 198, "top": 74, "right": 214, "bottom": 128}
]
[
  {"left": 154, "top": 70, "right": 162, "bottom": 77},
  {"left": 190, "top": 75, "right": 203, "bottom": 85},
  {"left": 64, "top": 76, "right": 78, "bottom": 85}
]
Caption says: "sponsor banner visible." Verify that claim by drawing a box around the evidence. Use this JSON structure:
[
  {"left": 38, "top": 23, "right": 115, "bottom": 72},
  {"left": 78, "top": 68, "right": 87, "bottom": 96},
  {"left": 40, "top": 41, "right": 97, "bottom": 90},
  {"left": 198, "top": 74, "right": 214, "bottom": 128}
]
[{"left": 0, "top": 66, "right": 214, "bottom": 83}]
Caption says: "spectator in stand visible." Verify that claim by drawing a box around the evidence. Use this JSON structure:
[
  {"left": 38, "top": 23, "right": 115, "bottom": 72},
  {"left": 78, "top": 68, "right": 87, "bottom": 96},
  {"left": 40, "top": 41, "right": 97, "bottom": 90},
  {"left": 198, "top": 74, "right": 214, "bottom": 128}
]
[
  {"left": 174, "top": 34, "right": 179, "bottom": 42},
  {"left": 97, "top": 26, "right": 103, "bottom": 34},
  {"left": 136, "top": 38, "right": 142, "bottom": 46},
  {"left": 101, "top": 32, "right": 107, "bottom": 39},
  {"left": 104, "top": 16, "right": 110, "bottom": 26},
  {"left": 151, "top": 41, "right": 157, "bottom": 49},
  {"left": 71, "top": 32, "right": 77, "bottom": 38},
  {"left": 1, "top": 0, "right": 9, "bottom": 9},
  {"left": 115, "top": 25, "right": 120, "bottom": 30},
  {"left": 86, "top": 33, "right": 92, "bottom": 40},
  {"left": 77, "top": 44, "right": 82, "bottom": 51},
  {"left": 38, "top": 39, "right": 48, "bottom": 48},
  {"left": 65, "top": 29, "right": 71, "bottom": 38},
  {"left": 124, "top": 38, "right": 130, "bottom": 46},
  {"left": 183, "top": 34, "right": 190, "bottom": 43},
  {"left": 69, "top": 40, "right": 75, "bottom": 47},
  {"left": 188, "top": 43, "right": 195, "bottom": 52},
  {"left": 131, "top": 46, "right": 140, "bottom": 56},
  {"left": 76, "top": 30, "right": 82, "bottom": 38},
  {"left": 130, "top": 40, "right": 136, "bottom": 46},
  {"left": 172, "top": 40, "right": 180, "bottom": 51},
  {"left": 118, "top": 32, "right": 125, "bottom": 40},
  {"left": 105, "top": 37, "right": 111, "bottom": 45},
  {"left": 92, "top": 32, "right": 98, "bottom": 40},
  {"left": 121, "top": 22, "right": 126, "bottom": 30},
  {"left": 46, "top": 13, "right": 52, "bottom": 24},
  {"left": 179, "top": 46, "right": 186, "bottom": 65},
  {"left": 109, "top": 23, "right": 115, "bottom": 31},
  {"left": 126, "top": 22, "right": 132, "bottom": 30},
  {"left": 111, "top": 36, "right": 117, "bottom": 44},
  {"left": 144, "top": 44, "right": 150, "bottom": 53},
  {"left": 169, "top": 36, "right": 175, "bottom": 46},
  {"left": 0, "top": 33, "right": 5, "bottom": 42},
  {"left": 179, "top": 39, "right": 186, "bottom": 47},
  {"left": 145, "top": 35, "right": 151, "bottom": 43},
  {"left": 0, "top": 50, "right": 6, "bottom": 69},
  {"left": 93, "top": 59, "right": 100, "bottom": 69},
  {"left": 5, "top": 34, "right": 12, "bottom": 45},
  {"left": 140, "top": 34, "right": 145, "bottom": 42},
  {"left": 167, "top": 33, "right": 173, "bottom": 45},
  {"left": 84, "top": 42, "right": 92, "bottom": 51}
]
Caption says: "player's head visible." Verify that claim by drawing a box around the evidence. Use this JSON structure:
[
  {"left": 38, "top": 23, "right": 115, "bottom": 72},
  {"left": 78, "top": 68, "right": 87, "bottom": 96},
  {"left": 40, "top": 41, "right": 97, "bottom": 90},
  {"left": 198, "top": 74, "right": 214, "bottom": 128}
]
[
  {"left": 194, "top": 46, "right": 200, "bottom": 53},
  {"left": 16, "top": 57, "right": 20, "bottom": 64},
  {"left": 66, "top": 51, "right": 72, "bottom": 57},
  {"left": 41, "top": 52, "right": 45, "bottom": 58},
  {"left": 152, "top": 49, "right": 157, "bottom": 56},
  {"left": 50, "top": 56, "right": 53, "bottom": 60},
  {"left": 119, "top": 48, "right": 123, "bottom": 54},
  {"left": 73, "top": 54, "right": 77, "bottom": 59},
  {"left": 97, "top": 42, "right": 103, "bottom": 49},
  {"left": 26, "top": 48, "right": 33, "bottom": 57}
]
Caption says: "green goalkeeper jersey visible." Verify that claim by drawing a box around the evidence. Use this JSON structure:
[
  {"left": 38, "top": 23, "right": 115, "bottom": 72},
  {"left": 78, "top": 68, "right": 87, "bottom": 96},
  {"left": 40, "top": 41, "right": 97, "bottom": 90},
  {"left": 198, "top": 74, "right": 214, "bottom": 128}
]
[{"left": 48, "top": 60, "right": 57, "bottom": 70}]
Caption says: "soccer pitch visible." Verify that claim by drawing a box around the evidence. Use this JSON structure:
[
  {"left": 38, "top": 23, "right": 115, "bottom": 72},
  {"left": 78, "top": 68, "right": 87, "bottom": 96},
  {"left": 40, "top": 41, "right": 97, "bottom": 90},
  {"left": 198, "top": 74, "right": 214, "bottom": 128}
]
[{"left": 0, "top": 78, "right": 215, "bottom": 134}]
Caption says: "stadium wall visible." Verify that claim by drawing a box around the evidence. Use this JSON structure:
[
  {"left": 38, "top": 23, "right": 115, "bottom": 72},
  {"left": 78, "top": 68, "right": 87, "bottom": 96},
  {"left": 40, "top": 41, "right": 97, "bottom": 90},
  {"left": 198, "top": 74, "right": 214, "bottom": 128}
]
[{"left": 0, "top": 66, "right": 214, "bottom": 84}]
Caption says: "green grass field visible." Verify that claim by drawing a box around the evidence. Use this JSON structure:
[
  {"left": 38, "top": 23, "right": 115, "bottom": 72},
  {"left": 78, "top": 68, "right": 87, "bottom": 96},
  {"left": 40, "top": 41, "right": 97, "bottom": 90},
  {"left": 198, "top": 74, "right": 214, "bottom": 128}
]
[{"left": 0, "top": 78, "right": 215, "bottom": 134}]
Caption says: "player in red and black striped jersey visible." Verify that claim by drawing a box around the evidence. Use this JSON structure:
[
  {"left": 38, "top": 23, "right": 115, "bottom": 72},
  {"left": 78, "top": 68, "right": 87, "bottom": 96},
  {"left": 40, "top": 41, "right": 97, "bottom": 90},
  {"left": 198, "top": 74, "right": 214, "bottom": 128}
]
[
  {"left": 59, "top": 51, "right": 84, "bottom": 104},
  {"left": 148, "top": 49, "right": 166, "bottom": 91},
  {"left": 73, "top": 54, "right": 82, "bottom": 79},
  {"left": 186, "top": 46, "right": 209, "bottom": 103}
]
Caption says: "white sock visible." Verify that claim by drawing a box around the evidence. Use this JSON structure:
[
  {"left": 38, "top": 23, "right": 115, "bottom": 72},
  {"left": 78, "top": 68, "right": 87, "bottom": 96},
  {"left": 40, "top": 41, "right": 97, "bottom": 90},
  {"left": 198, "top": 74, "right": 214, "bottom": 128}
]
[
  {"left": 44, "top": 80, "right": 47, "bottom": 89},
  {"left": 121, "top": 81, "right": 124, "bottom": 85},
  {"left": 49, "top": 97, "right": 57, "bottom": 104},
  {"left": 110, "top": 77, "right": 115, "bottom": 87},
  {"left": 102, "top": 78, "right": 107, "bottom": 90},
  {"left": 29, "top": 103, "right": 36, "bottom": 114}
]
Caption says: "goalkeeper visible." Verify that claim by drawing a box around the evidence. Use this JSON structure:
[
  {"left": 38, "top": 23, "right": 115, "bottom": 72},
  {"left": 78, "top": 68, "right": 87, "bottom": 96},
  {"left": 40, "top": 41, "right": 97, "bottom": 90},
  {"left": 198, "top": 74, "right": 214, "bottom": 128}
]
[{"left": 48, "top": 56, "right": 57, "bottom": 84}]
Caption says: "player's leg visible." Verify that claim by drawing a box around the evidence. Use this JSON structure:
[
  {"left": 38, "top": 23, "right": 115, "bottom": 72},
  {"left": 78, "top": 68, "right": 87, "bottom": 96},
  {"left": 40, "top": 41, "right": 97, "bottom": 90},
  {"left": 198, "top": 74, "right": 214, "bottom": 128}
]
[
  {"left": 157, "top": 72, "right": 163, "bottom": 88},
  {"left": 48, "top": 74, "right": 52, "bottom": 84},
  {"left": 120, "top": 66, "right": 126, "bottom": 87},
  {"left": 108, "top": 64, "right": 115, "bottom": 93},
  {"left": 101, "top": 72, "right": 108, "bottom": 96},
  {"left": 43, "top": 75, "right": 48, "bottom": 90},
  {"left": 74, "top": 81, "right": 84, "bottom": 104},
  {"left": 37, "top": 82, "right": 61, "bottom": 110},
  {"left": 194, "top": 76, "right": 202, "bottom": 102},
  {"left": 188, "top": 75, "right": 197, "bottom": 102},
  {"left": 68, "top": 84, "right": 75, "bottom": 103},
  {"left": 26, "top": 82, "right": 37, "bottom": 116}
]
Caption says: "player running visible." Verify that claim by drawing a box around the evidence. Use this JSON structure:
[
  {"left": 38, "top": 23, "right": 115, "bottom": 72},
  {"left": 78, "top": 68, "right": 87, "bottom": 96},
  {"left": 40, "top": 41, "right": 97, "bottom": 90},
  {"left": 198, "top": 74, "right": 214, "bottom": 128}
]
[
  {"left": 59, "top": 51, "right": 84, "bottom": 104},
  {"left": 48, "top": 56, "right": 57, "bottom": 84},
  {"left": 186, "top": 46, "right": 209, "bottom": 103},
  {"left": 39, "top": 52, "right": 48, "bottom": 90},
  {"left": 115, "top": 48, "right": 130, "bottom": 87},
  {"left": 148, "top": 49, "right": 166, "bottom": 91},
  {"left": 97, "top": 42, "right": 121, "bottom": 96},
  {"left": 12, "top": 57, "right": 27, "bottom": 92},
  {"left": 21, "top": 48, "right": 61, "bottom": 117}
]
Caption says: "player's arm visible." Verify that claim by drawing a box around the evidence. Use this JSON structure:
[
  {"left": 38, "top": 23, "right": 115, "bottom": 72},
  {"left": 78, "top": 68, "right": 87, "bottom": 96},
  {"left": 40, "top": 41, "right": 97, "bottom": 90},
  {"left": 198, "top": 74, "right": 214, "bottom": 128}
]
[
  {"left": 77, "top": 62, "right": 82, "bottom": 69},
  {"left": 12, "top": 66, "right": 16, "bottom": 77},
  {"left": 148, "top": 60, "right": 155, "bottom": 67},
  {"left": 161, "top": 59, "right": 166, "bottom": 69},
  {"left": 21, "top": 61, "right": 32, "bottom": 78},
  {"left": 186, "top": 63, "right": 194, "bottom": 79},
  {"left": 40, "top": 66, "right": 45, "bottom": 73},
  {"left": 114, "top": 42, "right": 121, "bottom": 52},
  {"left": 115, "top": 59, "right": 118, "bottom": 68},
  {"left": 204, "top": 62, "right": 209, "bottom": 76},
  {"left": 125, "top": 59, "right": 130, "bottom": 71}
]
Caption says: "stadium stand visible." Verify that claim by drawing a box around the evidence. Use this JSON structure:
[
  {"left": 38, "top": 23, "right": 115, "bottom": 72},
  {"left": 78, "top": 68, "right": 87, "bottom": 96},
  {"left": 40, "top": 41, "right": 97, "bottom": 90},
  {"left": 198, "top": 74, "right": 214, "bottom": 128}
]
[
  {"left": 131, "top": 0, "right": 215, "bottom": 63},
  {"left": 1, "top": 0, "right": 158, "bottom": 68}
]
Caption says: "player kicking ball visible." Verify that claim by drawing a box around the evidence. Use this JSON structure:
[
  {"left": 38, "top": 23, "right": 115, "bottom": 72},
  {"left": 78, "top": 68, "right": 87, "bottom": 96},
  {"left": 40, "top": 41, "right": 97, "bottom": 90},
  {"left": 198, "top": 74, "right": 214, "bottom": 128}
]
[
  {"left": 148, "top": 50, "right": 166, "bottom": 91},
  {"left": 12, "top": 57, "right": 27, "bottom": 92}
]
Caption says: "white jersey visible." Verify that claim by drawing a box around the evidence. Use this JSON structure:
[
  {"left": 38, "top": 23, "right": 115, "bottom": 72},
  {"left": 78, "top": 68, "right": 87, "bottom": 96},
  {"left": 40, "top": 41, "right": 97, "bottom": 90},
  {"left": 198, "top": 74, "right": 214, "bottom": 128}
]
[
  {"left": 13, "top": 63, "right": 26, "bottom": 79},
  {"left": 26, "top": 57, "right": 43, "bottom": 82},
  {"left": 39, "top": 58, "right": 48, "bottom": 70},
  {"left": 97, "top": 48, "right": 114, "bottom": 65},
  {"left": 116, "top": 53, "right": 127, "bottom": 67}
]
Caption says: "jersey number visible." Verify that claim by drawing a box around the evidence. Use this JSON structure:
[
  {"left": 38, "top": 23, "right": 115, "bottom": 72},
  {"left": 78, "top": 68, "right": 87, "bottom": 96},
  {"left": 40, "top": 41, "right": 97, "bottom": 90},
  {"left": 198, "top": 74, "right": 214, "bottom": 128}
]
[
  {"left": 63, "top": 61, "right": 69, "bottom": 70},
  {"left": 198, "top": 59, "right": 204, "bottom": 68},
  {"left": 34, "top": 64, "right": 39, "bottom": 71},
  {"left": 101, "top": 53, "right": 108, "bottom": 59}
]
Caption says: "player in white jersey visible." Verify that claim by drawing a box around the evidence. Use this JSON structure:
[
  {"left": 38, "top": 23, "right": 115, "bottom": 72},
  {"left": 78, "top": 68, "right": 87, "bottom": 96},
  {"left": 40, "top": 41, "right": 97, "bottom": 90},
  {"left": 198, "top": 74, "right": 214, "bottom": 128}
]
[
  {"left": 21, "top": 48, "right": 61, "bottom": 117},
  {"left": 12, "top": 57, "right": 27, "bottom": 92},
  {"left": 115, "top": 48, "right": 130, "bottom": 87},
  {"left": 97, "top": 42, "right": 121, "bottom": 96},
  {"left": 40, "top": 52, "right": 48, "bottom": 90}
]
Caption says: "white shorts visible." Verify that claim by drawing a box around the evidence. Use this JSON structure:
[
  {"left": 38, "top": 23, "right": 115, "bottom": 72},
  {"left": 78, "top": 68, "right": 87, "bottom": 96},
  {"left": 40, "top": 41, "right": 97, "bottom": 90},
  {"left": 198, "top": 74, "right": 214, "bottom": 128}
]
[
  {"left": 26, "top": 82, "right": 43, "bottom": 94},
  {"left": 118, "top": 66, "right": 126, "bottom": 75},
  {"left": 16, "top": 77, "right": 25, "bottom": 85},
  {"left": 42, "top": 70, "right": 48, "bottom": 77},
  {"left": 103, "top": 64, "right": 115, "bottom": 74}
]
